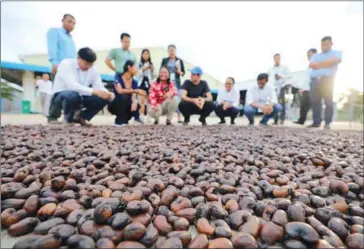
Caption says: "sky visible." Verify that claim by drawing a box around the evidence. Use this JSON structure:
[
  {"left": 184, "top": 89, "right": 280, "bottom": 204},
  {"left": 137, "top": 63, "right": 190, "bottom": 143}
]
[{"left": 1, "top": 1, "right": 363, "bottom": 97}]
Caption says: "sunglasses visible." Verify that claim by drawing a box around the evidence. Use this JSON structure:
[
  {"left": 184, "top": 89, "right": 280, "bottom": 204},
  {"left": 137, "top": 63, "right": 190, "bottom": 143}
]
[{"left": 192, "top": 74, "right": 200, "bottom": 76}]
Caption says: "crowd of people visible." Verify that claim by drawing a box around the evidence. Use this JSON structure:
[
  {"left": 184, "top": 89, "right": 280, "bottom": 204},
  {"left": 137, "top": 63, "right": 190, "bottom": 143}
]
[{"left": 38, "top": 13, "right": 342, "bottom": 129}]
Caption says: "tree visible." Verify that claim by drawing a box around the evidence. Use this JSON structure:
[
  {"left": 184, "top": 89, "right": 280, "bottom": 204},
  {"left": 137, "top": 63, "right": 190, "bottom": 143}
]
[
  {"left": 0, "top": 81, "right": 16, "bottom": 101},
  {"left": 337, "top": 88, "right": 363, "bottom": 122}
]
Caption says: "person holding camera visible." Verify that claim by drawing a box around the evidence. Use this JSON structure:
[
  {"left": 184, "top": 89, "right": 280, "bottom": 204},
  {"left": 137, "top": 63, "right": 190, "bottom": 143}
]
[
  {"left": 268, "top": 53, "right": 292, "bottom": 125},
  {"left": 244, "top": 73, "right": 283, "bottom": 126},
  {"left": 148, "top": 67, "right": 179, "bottom": 125}
]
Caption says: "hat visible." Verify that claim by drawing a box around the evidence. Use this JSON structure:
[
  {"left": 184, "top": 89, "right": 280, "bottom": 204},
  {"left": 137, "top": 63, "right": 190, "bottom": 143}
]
[{"left": 189, "top": 67, "right": 203, "bottom": 75}]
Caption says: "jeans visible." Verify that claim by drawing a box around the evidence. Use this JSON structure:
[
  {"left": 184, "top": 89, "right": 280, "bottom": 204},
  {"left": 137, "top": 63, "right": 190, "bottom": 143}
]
[
  {"left": 178, "top": 101, "right": 215, "bottom": 122},
  {"left": 48, "top": 91, "right": 108, "bottom": 122},
  {"left": 274, "top": 87, "right": 286, "bottom": 123},
  {"left": 310, "top": 76, "right": 334, "bottom": 125},
  {"left": 214, "top": 104, "right": 239, "bottom": 122},
  {"left": 297, "top": 91, "right": 311, "bottom": 124},
  {"left": 108, "top": 94, "right": 140, "bottom": 125},
  {"left": 244, "top": 104, "right": 283, "bottom": 124}
]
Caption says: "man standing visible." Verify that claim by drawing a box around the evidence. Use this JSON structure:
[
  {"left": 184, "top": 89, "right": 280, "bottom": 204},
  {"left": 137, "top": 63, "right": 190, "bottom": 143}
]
[
  {"left": 47, "top": 14, "right": 77, "bottom": 124},
  {"left": 244, "top": 73, "right": 282, "bottom": 126},
  {"left": 294, "top": 48, "right": 317, "bottom": 125},
  {"left": 215, "top": 77, "right": 240, "bottom": 125},
  {"left": 105, "top": 33, "right": 137, "bottom": 76},
  {"left": 47, "top": 14, "right": 77, "bottom": 78},
  {"left": 36, "top": 73, "right": 53, "bottom": 117},
  {"left": 178, "top": 67, "right": 215, "bottom": 126},
  {"left": 48, "top": 47, "right": 114, "bottom": 126},
  {"left": 268, "top": 53, "right": 292, "bottom": 125},
  {"left": 308, "top": 36, "right": 342, "bottom": 129}
]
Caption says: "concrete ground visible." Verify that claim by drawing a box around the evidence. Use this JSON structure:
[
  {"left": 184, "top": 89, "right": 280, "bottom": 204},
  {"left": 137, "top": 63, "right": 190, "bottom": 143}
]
[{"left": 1, "top": 113, "right": 363, "bottom": 131}]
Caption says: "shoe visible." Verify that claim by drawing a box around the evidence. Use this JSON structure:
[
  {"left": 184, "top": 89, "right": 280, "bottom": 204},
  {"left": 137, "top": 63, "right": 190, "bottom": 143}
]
[
  {"left": 178, "top": 120, "right": 183, "bottom": 124},
  {"left": 199, "top": 117, "right": 207, "bottom": 126},
  {"left": 166, "top": 120, "right": 172, "bottom": 125},
  {"left": 183, "top": 118, "right": 190, "bottom": 126},
  {"left": 218, "top": 120, "right": 226, "bottom": 125},
  {"left": 63, "top": 119, "right": 75, "bottom": 126},
  {"left": 48, "top": 120, "right": 62, "bottom": 125},
  {"left": 114, "top": 123, "right": 127, "bottom": 127},
  {"left": 73, "top": 116, "right": 92, "bottom": 127},
  {"left": 134, "top": 117, "right": 144, "bottom": 124},
  {"left": 272, "top": 122, "right": 279, "bottom": 125},
  {"left": 231, "top": 118, "right": 236, "bottom": 125},
  {"left": 248, "top": 120, "right": 254, "bottom": 126},
  {"left": 260, "top": 121, "right": 269, "bottom": 126},
  {"left": 307, "top": 123, "right": 320, "bottom": 128},
  {"left": 154, "top": 120, "right": 159, "bottom": 125},
  {"left": 294, "top": 121, "right": 304, "bottom": 125},
  {"left": 324, "top": 124, "right": 331, "bottom": 130}
]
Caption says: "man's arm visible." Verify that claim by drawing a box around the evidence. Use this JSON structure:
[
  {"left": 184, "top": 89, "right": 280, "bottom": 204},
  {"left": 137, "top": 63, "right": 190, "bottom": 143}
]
[
  {"left": 246, "top": 88, "right": 262, "bottom": 109},
  {"left": 57, "top": 61, "right": 93, "bottom": 96},
  {"left": 105, "top": 49, "right": 116, "bottom": 71},
  {"left": 232, "top": 89, "right": 240, "bottom": 108},
  {"left": 315, "top": 51, "right": 343, "bottom": 68},
  {"left": 47, "top": 29, "right": 59, "bottom": 66},
  {"left": 203, "top": 82, "right": 213, "bottom": 101},
  {"left": 216, "top": 89, "right": 222, "bottom": 104}
]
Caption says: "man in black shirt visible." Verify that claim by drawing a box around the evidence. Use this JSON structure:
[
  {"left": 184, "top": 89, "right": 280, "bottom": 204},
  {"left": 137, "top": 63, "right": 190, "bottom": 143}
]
[{"left": 179, "top": 67, "right": 215, "bottom": 126}]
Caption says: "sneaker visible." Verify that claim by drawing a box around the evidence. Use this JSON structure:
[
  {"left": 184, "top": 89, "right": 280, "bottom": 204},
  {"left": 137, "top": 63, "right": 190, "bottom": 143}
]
[
  {"left": 218, "top": 120, "right": 226, "bottom": 125},
  {"left": 248, "top": 120, "right": 254, "bottom": 126},
  {"left": 114, "top": 123, "right": 127, "bottom": 127},
  {"left": 154, "top": 120, "right": 159, "bottom": 125},
  {"left": 178, "top": 120, "right": 183, "bottom": 124},
  {"left": 48, "top": 120, "right": 62, "bottom": 125},
  {"left": 307, "top": 123, "right": 320, "bottom": 128},
  {"left": 324, "top": 124, "right": 331, "bottom": 130},
  {"left": 134, "top": 117, "right": 144, "bottom": 124},
  {"left": 231, "top": 118, "right": 236, "bottom": 125},
  {"left": 166, "top": 120, "right": 172, "bottom": 126}
]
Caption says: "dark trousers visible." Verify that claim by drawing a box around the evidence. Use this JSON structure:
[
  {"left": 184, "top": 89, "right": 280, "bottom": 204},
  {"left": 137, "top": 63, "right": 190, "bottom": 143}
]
[
  {"left": 108, "top": 95, "right": 140, "bottom": 125},
  {"left": 297, "top": 91, "right": 311, "bottom": 124},
  {"left": 310, "top": 76, "right": 335, "bottom": 125},
  {"left": 178, "top": 101, "right": 215, "bottom": 121},
  {"left": 48, "top": 91, "right": 108, "bottom": 122},
  {"left": 274, "top": 87, "right": 286, "bottom": 123},
  {"left": 215, "top": 104, "right": 239, "bottom": 122}
]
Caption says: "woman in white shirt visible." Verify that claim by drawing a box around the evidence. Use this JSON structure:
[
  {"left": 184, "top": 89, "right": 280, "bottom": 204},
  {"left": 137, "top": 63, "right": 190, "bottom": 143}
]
[
  {"left": 36, "top": 73, "right": 53, "bottom": 117},
  {"left": 137, "top": 49, "right": 155, "bottom": 120}
]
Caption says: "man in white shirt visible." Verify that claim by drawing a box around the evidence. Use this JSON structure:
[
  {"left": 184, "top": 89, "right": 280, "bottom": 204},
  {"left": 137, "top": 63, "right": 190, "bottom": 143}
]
[
  {"left": 244, "top": 73, "right": 282, "bottom": 126},
  {"left": 268, "top": 53, "right": 292, "bottom": 125},
  {"left": 36, "top": 73, "right": 53, "bottom": 117},
  {"left": 48, "top": 47, "right": 114, "bottom": 126},
  {"left": 215, "top": 77, "right": 240, "bottom": 125},
  {"left": 294, "top": 48, "right": 317, "bottom": 125}
]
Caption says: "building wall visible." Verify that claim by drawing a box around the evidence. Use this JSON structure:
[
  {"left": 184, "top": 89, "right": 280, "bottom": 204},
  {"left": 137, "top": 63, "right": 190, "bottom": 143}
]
[{"left": 22, "top": 47, "right": 222, "bottom": 89}]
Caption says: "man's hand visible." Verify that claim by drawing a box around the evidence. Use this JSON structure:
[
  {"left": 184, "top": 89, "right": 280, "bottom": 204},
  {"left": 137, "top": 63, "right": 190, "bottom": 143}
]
[
  {"left": 51, "top": 65, "right": 58, "bottom": 75},
  {"left": 93, "top": 90, "right": 110, "bottom": 100},
  {"left": 108, "top": 92, "right": 115, "bottom": 101},
  {"left": 222, "top": 101, "right": 230, "bottom": 111},
  {"left": 275, "top": 74, "right": 281, "bottom": 80},
  {"left": 136, "top": 89, "right": 147, "bottom": 96},
  {"left": 310, "top": 62, "right": 320, "bottom": 69},
  {"left": 131, "top": 102, "right": 137, "bottom": 112},
  {"left": 263, "top": 105, "right": 273, "bottom": 115},
  {"left": 197, "top": 97, "right": 205, "bottom": 109}
]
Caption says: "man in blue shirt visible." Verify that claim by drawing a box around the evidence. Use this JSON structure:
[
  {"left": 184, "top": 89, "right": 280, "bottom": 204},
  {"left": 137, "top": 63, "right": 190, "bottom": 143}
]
[
  {"left": 308, "top": 36, "right": 343, "bottom": 129},
  {"left": 47, "top": 14, "right": 77, "bottom": 124}
]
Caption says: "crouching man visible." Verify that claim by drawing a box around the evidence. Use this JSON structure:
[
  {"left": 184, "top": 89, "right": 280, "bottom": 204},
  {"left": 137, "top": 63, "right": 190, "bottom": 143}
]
[
  {"left": 215, "top": 77, "right": 240, "bottom": 125},
  {"left": 244, "top": 73, "right": 282, "bottom": 126},
  {"left": 178, "top": 67, "right": 215, "bottom": 126},
  {"left": 148, "top": 66, "right": 179, "bottom": 125},
  {"left": 48, "top": 47, "right": 114, "bottom": 126}
]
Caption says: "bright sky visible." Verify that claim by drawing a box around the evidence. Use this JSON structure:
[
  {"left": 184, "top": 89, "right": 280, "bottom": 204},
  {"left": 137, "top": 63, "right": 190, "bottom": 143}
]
[{"left": 1, "top": 1, "right": 363, "bottom": 97}]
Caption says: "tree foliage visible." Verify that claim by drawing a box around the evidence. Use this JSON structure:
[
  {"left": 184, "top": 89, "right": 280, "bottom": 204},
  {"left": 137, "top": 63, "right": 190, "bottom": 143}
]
[{"left": 0, "top": 81, "right": 16, "bottom": 101}]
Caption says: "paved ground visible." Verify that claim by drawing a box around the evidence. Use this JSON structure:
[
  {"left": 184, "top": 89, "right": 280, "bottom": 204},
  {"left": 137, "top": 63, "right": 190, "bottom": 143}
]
[{"left": 1, "top": 114, "right": 363, "bottom": 131}]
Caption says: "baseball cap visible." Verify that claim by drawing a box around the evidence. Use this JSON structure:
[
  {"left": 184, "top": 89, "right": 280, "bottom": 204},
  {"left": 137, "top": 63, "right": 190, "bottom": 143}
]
[{"left": 189, "top": 67, "right": 203, "bottom": 75}]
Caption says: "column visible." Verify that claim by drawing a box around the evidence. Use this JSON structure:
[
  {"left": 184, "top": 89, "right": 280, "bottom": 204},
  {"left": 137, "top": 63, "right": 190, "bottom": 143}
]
[{"left": 22, "top": 71, "right": 39, "bottom": 113}]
